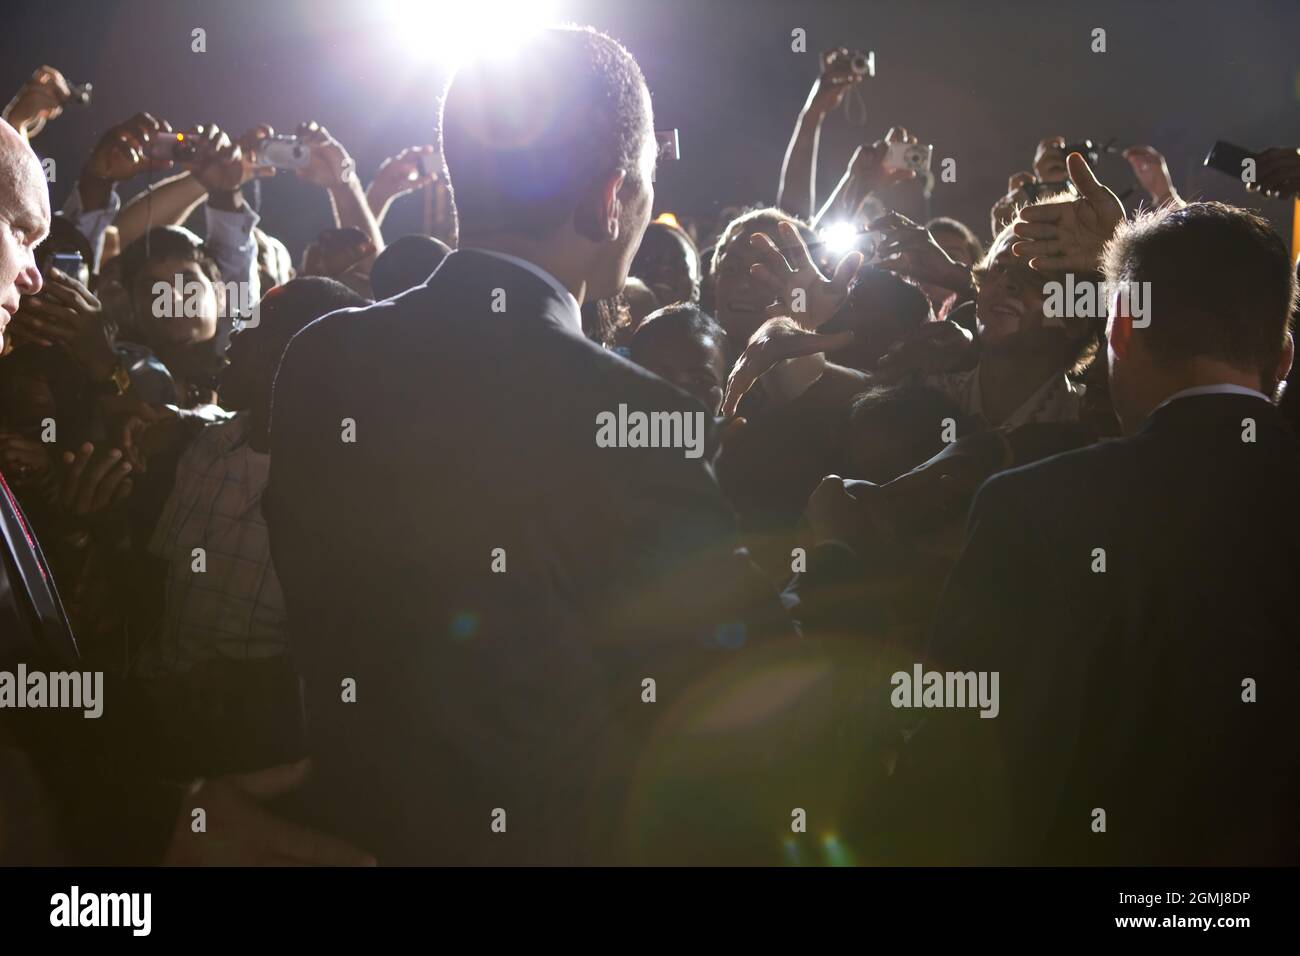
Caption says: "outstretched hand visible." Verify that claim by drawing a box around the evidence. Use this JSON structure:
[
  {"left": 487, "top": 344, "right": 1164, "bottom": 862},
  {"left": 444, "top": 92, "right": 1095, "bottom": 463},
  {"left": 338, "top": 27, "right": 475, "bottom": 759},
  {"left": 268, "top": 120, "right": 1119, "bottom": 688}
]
[
  {"left": 1010, "top": 152, "right": 1124, "bottom": 274},
  {"left": 720, "top": 317, "right": 854, "bottom": 418},
  {"left": 746, "top": 220, "right": 862, "bottom": 331}
]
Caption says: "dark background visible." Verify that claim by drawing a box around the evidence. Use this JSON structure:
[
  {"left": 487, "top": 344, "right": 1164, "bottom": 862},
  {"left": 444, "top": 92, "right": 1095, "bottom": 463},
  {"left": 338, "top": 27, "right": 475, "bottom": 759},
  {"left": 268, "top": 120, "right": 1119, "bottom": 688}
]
[{"left": 5, "top": 0, "right": 1297, "bottom": 258}]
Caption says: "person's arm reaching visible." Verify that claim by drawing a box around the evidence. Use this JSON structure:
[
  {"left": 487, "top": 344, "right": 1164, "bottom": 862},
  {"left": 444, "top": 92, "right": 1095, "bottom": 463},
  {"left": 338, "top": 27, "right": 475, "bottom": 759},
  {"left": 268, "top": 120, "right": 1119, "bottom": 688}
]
[
  {"left": 813, "top": 127, "right": 918, "bottom": 231},
  {"left": 777, "top": 49, "right": 864, "bottom": 220},
  {"left": 296, "top": 121, "right": 384, "bottom": 267}
]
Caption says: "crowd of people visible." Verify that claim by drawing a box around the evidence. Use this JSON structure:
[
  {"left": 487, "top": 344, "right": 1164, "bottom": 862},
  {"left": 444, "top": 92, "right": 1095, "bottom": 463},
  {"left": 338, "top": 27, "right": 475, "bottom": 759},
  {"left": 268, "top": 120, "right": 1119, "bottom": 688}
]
[{"left": 1, "top": 26, "right": 1299, "bottom": 866}]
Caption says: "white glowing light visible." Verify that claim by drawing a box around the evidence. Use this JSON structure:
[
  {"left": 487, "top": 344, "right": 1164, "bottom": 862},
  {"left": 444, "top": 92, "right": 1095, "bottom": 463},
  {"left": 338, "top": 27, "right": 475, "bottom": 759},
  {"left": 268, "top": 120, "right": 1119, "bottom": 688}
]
[
  {"left": 382, "top": 0, "right": 559, "bottom": 65},
  {"left": 820, "top": 221, "right": 860, "bottom": 256}
]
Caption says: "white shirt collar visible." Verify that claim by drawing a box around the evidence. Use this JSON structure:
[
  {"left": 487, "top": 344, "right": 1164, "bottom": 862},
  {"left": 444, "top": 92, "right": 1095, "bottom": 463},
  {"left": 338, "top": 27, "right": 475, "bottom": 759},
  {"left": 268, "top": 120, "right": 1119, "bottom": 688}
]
[
  {"left": 461, "top": 247, "right": 583, "bottom": 337},
  {"left": 1153, "top": 383, "right": 1271, "bottom": 415}
]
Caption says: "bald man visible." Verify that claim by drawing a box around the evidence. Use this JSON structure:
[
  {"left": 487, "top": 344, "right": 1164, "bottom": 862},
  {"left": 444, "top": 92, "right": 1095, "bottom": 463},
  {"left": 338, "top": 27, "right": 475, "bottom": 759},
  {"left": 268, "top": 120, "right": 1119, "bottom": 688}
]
[{"left": 0, "top": 120, "right": 372, "bottom": 866}]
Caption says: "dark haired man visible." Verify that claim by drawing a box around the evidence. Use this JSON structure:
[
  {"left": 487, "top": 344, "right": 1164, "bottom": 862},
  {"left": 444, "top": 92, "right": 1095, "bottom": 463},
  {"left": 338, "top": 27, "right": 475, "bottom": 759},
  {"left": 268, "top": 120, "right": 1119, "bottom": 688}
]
[
  {"left": 266, "top": 26, "right": 801, "bottom": 864},
  {"left": 880, "top": 200, "right": 1300, "bottom": 864}
]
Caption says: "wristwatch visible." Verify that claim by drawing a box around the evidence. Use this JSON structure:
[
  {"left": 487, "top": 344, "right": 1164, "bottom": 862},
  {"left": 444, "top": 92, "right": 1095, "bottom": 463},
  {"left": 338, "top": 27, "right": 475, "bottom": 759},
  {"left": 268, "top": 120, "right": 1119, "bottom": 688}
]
[{"left": 93, "top": 360, "right": 132, "bottom": 397}]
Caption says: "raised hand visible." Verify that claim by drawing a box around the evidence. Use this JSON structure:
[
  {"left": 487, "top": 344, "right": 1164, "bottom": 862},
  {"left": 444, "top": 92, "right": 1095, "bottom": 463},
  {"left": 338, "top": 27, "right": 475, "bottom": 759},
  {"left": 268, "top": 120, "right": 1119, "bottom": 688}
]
[
  {"left": 295, "top": 121, "right": 356, "bottom": 188},
  {"left": 3, "top": 65, "right": 75, "bottom": 139},
  {"left": 370, "top": 145, "right": 438, "bottom": 201},
  {"left": 872, "top": 211, "right": 970, "bottom": 290},
  {"left": 52, "top": 442, "right": 133, "bottom": 517},
  {"left": 178, "top": 123, "right": 248, "bottom": 193},
  {"left": 1032, "top": 135, "right": 1068, "bottom": 183},
  {"left": 1010, "top": 152, "right": 1124, "bottom": 274},
  {"left": 15, "top": 267, "right": 117, "bottom": 380},
  {"left": 808, "top": 48, "right": 867, "bottom": 113},
  {"left": 720, "top": 316, "right": 855, "bottom": 418},
  {"left": 1123, "top": 145, "right": 1179, "bottom": 205},
  {"left": 1250, "top": 146, "right": 1300, "bottom": 199},
  {"left": 83, "top": 112, "right": 176, "bottom": 183},
  {"left": 747, "top": 220, "right": 862, "bottom": 331}
]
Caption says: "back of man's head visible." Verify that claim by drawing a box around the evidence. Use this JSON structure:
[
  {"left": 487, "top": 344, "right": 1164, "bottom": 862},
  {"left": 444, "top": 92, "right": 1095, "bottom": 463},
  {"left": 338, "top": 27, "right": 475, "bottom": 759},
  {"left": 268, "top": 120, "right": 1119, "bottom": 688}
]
[
  {"left": 439, "top": 26, "right": 650, "bottom": 240},
  {"left": 1103, "top": 202, "right": 1298, "bottom": 383},
  {"left": 370, "top": 234, "right": 451, "bottom": 300}
]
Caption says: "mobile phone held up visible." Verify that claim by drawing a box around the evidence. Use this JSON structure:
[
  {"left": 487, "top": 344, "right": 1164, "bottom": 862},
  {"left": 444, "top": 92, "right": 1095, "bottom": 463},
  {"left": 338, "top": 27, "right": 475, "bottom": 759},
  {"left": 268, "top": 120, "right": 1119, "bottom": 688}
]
[{"left": 1203, "top": 141, "right": 1257, "bottom": 180}]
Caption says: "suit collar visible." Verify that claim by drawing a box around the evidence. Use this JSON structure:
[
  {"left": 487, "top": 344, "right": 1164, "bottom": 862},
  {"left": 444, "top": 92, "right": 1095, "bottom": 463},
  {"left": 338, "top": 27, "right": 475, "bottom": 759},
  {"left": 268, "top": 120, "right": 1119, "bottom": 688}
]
[
  {"left": 440, "top": 248, "right": 584, "bottom": 338},
  {"left": 1138, "top": 390, "right": 1279, "bottom": 437}
]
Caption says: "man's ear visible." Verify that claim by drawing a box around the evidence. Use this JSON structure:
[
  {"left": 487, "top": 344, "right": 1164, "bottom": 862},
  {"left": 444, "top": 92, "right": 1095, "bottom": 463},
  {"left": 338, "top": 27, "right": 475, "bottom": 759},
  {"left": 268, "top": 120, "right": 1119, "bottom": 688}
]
[
  {"left": 1272, "top": 330, "right": 1295, "bottom": 395},
  {"left": 1107, "top": 294, "right": 1132, "bottom": 360},
  {"left": 574, "top": 169, "right": 626, "bottom": 243}
]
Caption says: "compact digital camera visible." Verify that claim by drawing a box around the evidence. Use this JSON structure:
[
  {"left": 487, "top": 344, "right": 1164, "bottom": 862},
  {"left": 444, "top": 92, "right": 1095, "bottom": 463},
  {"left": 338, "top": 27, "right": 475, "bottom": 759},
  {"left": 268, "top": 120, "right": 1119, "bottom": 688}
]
[
  {"left": 883, "top": 141, "right": 932, "bottom": 174},
  {"left": 251, "top": 135, "right": 311, "bottom": 170}
]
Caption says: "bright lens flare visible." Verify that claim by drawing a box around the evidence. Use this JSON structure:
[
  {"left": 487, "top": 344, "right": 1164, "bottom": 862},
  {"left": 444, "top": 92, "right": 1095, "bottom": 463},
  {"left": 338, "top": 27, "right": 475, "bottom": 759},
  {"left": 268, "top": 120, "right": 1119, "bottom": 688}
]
[
  {"left": 382, "top": 0, "right": 558, "bottom": 64},
  {"left": 654, "top": 212, "right": 680, "bottom": 228},
  {"left": 820, "top": 221, "right": 859, "bottom": 256}
]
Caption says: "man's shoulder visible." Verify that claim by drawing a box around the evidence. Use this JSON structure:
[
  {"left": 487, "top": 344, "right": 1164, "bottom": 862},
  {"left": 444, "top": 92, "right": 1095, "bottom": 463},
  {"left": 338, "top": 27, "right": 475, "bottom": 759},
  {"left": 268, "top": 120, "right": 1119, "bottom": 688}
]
[{"left": 974, "top": 434, "right": 1135, "bottom": 521}]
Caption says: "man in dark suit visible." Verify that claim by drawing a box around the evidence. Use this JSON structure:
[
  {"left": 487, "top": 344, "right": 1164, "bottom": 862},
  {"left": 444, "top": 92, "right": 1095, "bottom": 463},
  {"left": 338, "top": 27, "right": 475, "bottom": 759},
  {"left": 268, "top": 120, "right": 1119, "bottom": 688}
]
[
  {"left": 265, "top": 28, "right": 808, "bottom": 864},
  {"left": 875, "top": 201, "right": 1300, "bottom": 864}
]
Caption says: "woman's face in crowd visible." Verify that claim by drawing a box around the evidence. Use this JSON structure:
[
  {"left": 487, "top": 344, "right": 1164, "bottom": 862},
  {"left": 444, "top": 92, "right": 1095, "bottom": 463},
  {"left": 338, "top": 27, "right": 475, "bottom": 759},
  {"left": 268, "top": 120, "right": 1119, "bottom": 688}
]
[
  {"left": 973, "top": 234, "right": 1049, "bottom": 345},
  {"left": 134, "top": 255, "right": 220, "bottom": 347},
  {"left": 632, "top": 226, "right": 699, "bottom": 307},
  {"left": 712, "top": 226, "right": 779, "bottom": 344}
]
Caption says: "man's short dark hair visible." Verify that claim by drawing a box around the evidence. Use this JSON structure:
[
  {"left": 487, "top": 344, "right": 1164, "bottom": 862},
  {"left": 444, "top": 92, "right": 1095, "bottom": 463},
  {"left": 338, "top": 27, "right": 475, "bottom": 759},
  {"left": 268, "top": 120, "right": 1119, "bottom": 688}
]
[
  {"left": 370, "top": 234, "right": 451, "bottom": 300},
  {"left": 1102, "top": 201, "right": 1298, "bottom": 380},
  {"left": 119, "top": 226, "right": 222, "bottom": 295},
  {"left": 628, "top": 303, "right": 726, "bottom": 363},
  {"left": 439, "top": 26, "right": 650, "bottom": 239}
]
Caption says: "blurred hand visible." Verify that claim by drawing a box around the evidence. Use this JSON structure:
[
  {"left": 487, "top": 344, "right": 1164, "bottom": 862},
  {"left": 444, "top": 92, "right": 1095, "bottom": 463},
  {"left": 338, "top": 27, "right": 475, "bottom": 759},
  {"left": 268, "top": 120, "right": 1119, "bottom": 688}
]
[
  {"left": 991, "top": 171, "right": 1034, "bottom": 235},
  {"left": 872, "top": 210, "right": 967, "bottom": 288},
  {"left": 1249, "top": 146, "right": 1300, "bottom": 199},
  {"left": 1032, "top": 135, "right": 1068, "bottom": 183},
  {"left": 720, "top": 316, "right": 855, "bottom": 418},
  {"left": 1123, "top": 145, "right": 1178, "bottom": 205},
  {"left": 3, "top": 65, "right": 74, "bottom": 139},
  {"left": 369, "top": 145, "right": 437, "bottom": 202},
  {"left": 747, "top": 219, "right": 863, "bottom": 330},
  {"left": 163, "top": 759, "right": 377, "bottom": 866},
  {"left": 1010, "top": 152, "right": 1124, "bottom": 273},
  {"left": 845, "top": 126, "right": 921, "bottom": 198},
  {"left": 179, "top": 123, "right": 248, "bottom": 193},
  {"left": 83, "top": 112, "right": 175, "bottom": 182},
  {"left": 235, "top": 124, "right": 280, "bottom": 184},
  {"left": 808, "top": 48, "right": 866, "bottom": 113},
  {"left": 0, "top": 432, "right": 55, "bottom": 489},
  {"left": 802, "top": 475, "right": 883, "bottom": 549},
  {"left": 112, "top": 401, "right": 184, "bottom": 474},
  {"left": 18, "top": 268, "right": 116, "bottom": 380},
  {"left": 295, "top": 121, "right": 356, "bottom": 189},
  {"left": 874, "top": 319, "right": 976, "bottom": 381},
  {"left": 52, "top": 442, "right": 133, "bottom": 517}
]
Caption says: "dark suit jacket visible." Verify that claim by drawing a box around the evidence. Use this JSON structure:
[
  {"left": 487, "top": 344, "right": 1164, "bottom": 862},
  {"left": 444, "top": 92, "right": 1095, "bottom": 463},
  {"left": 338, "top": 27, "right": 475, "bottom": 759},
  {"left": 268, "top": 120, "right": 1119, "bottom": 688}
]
[
  {"left": 876, "top": 392, "right": 1300, "bottom": 864},
  {"left": 265, "top": 250, "right": 804, "bottom": 864}
]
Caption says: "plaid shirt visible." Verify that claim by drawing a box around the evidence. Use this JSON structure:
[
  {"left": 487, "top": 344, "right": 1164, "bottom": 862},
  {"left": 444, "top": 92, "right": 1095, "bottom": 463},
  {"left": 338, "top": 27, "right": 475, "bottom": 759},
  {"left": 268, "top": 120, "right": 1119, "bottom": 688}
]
[{"left": 141, "top": 414, "right": 286, "bottom": 675}]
